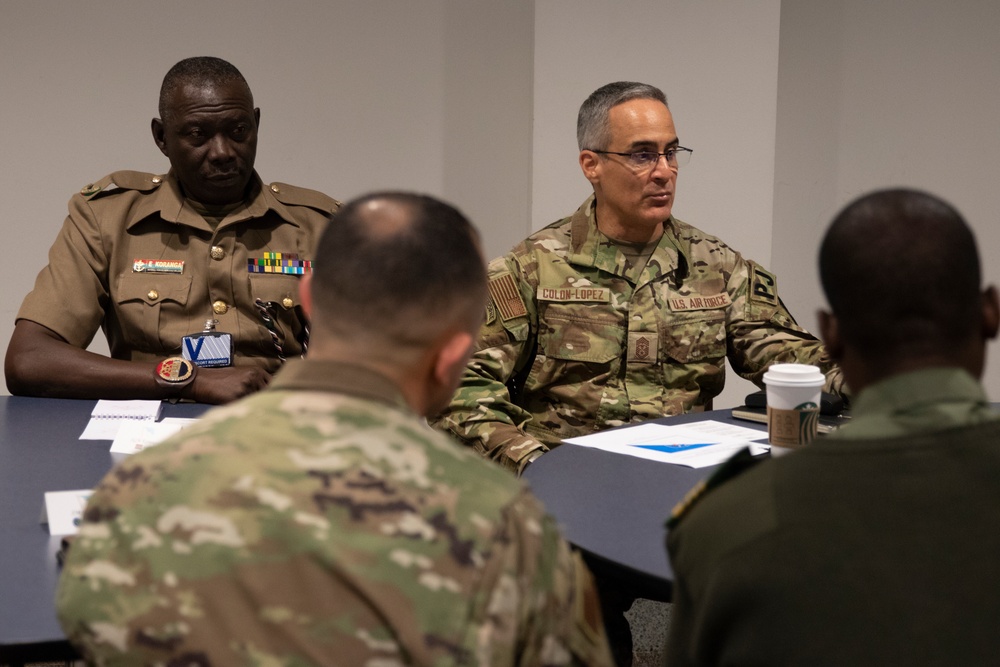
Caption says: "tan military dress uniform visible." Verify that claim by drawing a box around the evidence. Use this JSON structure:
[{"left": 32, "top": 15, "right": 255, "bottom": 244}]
[
  {"left": 17, "top": 170, "right": 338, "bottom": 372},
  {"left": 435, "top": 196, "right": 843, "bottom": 472}
]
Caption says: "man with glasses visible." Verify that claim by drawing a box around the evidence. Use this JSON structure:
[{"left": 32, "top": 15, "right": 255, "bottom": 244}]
[{"left": 436, "top": 81, "right": 843, "bottom": 474}]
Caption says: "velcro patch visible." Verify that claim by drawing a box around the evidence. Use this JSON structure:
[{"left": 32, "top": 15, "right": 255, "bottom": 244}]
[
  {"left": 627, "top": 331, "right": 658, "bottom": 364},
  {"left": 485, "top": 299, "right": 498, "bottom": 325},
  {"left": 488, "top": 273, "right": 527, "bottom": 321},
  {"left": 668, "top": 293, "right": 731, "bottom": 312},
  {"left": 536, "top": 286, "right": 611, "bottom": 303},
  {"left": 750, "top": 265, "right": 779, "bottom": 306}
]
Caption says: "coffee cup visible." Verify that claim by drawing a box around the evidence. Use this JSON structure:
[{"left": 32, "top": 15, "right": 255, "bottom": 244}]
[{"left": 762, "top": 363, "right": 825, "bottom": 454}]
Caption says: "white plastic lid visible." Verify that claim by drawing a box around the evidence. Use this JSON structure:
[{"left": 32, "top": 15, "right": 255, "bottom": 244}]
[{"left": 762, "top": 363, "right": 825, "bottom": 387}]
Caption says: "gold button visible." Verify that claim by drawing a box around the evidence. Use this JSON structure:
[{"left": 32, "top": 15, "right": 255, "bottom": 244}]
[
  {"left": 210, "top": 245, "right": 225, "bottom": 260},
  {"left": 270, "top": 184, "right": 281, "bottom": 194},
  {"left": 147, "top": 289, "right": 159, "bottom": 300},
  {"left": 212, "top": 300, "right": 228, "bottom": 315},
  {"left": 281, "top": 297, "right": 294, "bottom": 308},
  {"left": 151, "top": 176, "right": 162, "bottom": 184}
]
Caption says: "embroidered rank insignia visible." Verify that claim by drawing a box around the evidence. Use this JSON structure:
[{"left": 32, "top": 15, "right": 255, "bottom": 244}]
[
  {"left": 668, "top": 293, "right": 732, "bottom": 311},
  {"left": 248, "top": 252, "right": 312, "bottom": 275},
  {"left": 627, "top": 331, "right": 658, "bottom": 364},
  {"left": 133, "top": 259, "right": 184, "bottom": 274},
  {"left": 488, "top": 273, "right": 527, "bottom": 321},
  {"left": 750, "top": 264, "right": 779, "bottom": 306}
]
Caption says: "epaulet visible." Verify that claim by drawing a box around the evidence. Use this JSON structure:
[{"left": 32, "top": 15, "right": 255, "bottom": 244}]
[
  {"left": 266, "top": 182, "right": 340, "bottom": 214},
  {"left": 79, "top": 171, "right": 164, "bottom": 200},
  {"left": 667, "top": 447, "right": 763, "bottom": 529}
]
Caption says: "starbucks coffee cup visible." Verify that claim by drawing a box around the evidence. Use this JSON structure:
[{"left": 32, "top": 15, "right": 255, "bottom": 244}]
[{"left": 763, "top": 363, "right": 825, "bottom": 454}]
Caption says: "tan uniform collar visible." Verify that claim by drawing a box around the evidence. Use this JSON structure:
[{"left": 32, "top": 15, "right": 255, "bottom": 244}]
[
  {"left": 267, "top": 359, "right": 412, "bottom": 414},
  {"left": 125, "top": 171, "right": 303, "bottom": 232}
]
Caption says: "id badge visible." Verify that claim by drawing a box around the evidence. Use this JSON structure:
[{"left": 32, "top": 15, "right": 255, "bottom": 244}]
[{"left": 182, "top": 319, "right": 233, "bottom": 367}]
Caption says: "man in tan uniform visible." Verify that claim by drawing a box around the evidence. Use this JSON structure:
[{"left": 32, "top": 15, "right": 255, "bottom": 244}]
[{"left": 5, "top": 56, "right": 338, "bottom": 404}]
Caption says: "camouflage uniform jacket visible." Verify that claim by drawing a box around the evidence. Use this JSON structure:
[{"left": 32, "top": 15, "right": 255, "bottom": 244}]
[
  {"left": 56, "top": 359, "right": 613, "bottom": 667},
  {"left": 435, "top": 196, "right": 842, "bottom": 472}
]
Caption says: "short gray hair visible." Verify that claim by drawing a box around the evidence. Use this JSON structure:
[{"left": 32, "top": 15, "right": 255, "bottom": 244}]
[{"left": 577, "top": 81, "right": 667, "bottom": 151}]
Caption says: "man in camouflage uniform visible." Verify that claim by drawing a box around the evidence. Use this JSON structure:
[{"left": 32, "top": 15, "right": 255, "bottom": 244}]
[
  {"left": 5, "top": 56, "right": 338, "bottom": 405},
  {"left": 435, "top": 81, "right": 843, "bottom": 475},
  {"left": 56, "top": 192, "right": 614, "bottom": 667}
]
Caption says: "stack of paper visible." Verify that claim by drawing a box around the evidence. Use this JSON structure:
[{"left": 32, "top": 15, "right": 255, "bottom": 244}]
[{"left": 563, "top": 420, "right": 769, "bottom": 468}]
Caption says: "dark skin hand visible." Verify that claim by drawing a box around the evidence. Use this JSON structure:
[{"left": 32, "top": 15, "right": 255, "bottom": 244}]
[{"left": 5, "top": 320, "right": 270, "bottom": 404}]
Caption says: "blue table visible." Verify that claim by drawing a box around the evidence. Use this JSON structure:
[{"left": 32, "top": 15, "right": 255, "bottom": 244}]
[{"left": 0, "top": 396, "right": 209, "bottom": 666}]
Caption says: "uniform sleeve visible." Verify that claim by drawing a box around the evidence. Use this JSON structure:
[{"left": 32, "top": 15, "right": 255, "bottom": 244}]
[
  {"left": 468, "top": 490, "right": 615, "bottom": 667},
  {"left": 432, "top": 255, "right": 548, "bottom": 473},
  {"left": 17, "top": 191, "right": 110, "bottom": 348},
  {"left": 724, "top": 258, "right": 847, "bottom": 398}
]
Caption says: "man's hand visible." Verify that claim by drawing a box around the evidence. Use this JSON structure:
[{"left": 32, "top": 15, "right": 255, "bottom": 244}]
[
  {"left": 183, "top": 366, "right": 271, "bottom": 404},
  {"left": 6, "top": 320, "right": 270, "bottom": 404}
]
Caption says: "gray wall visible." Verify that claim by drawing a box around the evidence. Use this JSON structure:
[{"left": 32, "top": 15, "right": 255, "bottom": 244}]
[
  {"left": 773, "top": 0, "right": 1000, "bottom": 398},
  {"left": 2, "top": 0, "right": 998, "bottom": 401}
]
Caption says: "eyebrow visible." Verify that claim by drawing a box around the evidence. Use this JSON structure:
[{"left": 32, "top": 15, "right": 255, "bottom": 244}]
[{"left": 627, "top": 138, "right": 681, "bottom": 151}]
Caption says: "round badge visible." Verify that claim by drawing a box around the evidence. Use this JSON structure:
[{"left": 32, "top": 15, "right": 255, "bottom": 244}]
[{"left": 156, "top": 357, "right": 195, "bottom": 383}]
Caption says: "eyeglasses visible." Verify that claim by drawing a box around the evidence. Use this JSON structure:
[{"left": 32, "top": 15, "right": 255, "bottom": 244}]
[{"left": 588, "top": 146, "right": 693, "bottom": 170}]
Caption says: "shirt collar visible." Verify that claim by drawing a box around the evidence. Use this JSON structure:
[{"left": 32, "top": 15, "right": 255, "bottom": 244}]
[
  {"left": 833, "top": 367, "right": 997, "bottom": 440},
  {"left": 267, "top": 359, "right": 412, "bottom": 414},
  {"left": 568, "top": 194, "right": 685, "bottom": 285},
  {"left": 125, "top": 171, "right": 301, "bottom": 232}
]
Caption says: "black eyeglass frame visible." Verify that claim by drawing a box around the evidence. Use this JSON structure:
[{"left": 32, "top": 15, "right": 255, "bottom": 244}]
[{"left": 587, "top": 146, "right": 693, "bottom": 169}]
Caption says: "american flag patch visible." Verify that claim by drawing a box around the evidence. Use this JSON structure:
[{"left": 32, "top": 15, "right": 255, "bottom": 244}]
[{"left": 488, "top": 273, "right": 527, "bottom": 322}]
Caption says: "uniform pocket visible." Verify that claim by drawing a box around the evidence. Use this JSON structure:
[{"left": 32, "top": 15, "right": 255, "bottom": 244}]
[
  {"left": 248, "top": 274, "right": 306, "bottom": 354},
  {"left": 114, "top": 273, "right": 193, "bottom": 351},
  {"left": 661, "top": 313, "right": 726, "bottom": 362},
  {"left": 538, "top": 311, "right": 621, "bottom": 363}
]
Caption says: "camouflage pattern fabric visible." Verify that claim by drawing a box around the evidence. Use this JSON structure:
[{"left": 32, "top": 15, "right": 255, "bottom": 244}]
[
  {"left": 56, "top": 360, "right": 613, "bottom": 666},
  {"left": 433, "top": 196, "right": 844, "bottom": 472}
]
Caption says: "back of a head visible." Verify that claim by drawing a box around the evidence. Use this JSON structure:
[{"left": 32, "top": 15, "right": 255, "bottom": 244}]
[
  {"left": 819, "top": 188, "right": 982, "bottom": 366},
  {"left": 159, "top": 56, "right": 251, "bottom": 121},
  {"left": 577, "top": 81, "right": 667, "bottom": 151},
  {"left": 310, "top": 192, "right": 487, "bottom": 355}
]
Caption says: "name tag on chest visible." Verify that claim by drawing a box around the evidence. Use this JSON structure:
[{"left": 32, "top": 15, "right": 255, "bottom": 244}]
[
  {"left": 537, "top": 286, "right": 611, "bottom": 302},
  {"left": 669, "top": 293, "right": 732, "bottom": 312}
]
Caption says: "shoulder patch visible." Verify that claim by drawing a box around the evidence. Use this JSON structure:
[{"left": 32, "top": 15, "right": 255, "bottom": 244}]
[
  {"left": 666, "top": 447, "right": 762, "bottom": 528},
  {"left": 749, "top": 263, "right": 779, "bottom": 306},
  {"left": 487, "top": 273, "right": 528, "bottom": 322},
  {"left": 485, "top": 298, "right": 498, "bottom": 325},
  {"left": 267, "top": 182, "right": 340, "bottom": 214}
]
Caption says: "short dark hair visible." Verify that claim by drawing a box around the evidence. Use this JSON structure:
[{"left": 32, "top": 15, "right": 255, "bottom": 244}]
[
  {"left": 158, "top": 57, "right": 251, "bottom": 122},
  {"left": 819, "top": 188, "right": 981, "bottom": 362},
  {"left": 311, "top": 192, "right": 487, "bottom": 347},
  {"left": 577, "top": 81, "right": 668, "bottom": 151}
]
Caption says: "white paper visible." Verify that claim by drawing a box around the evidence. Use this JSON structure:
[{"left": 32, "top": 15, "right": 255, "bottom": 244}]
[
  {"left": 109, "top": 418, "right": 199, "bottom": 457},
  {"left": 563, "top": 420, "right": 769, "bottom": 468},
  {"left": 80, "top": 399, "right": 165, "bottom": 440},
  {"left": 42, "top": 490, "right": 93, "bottom": 535}
]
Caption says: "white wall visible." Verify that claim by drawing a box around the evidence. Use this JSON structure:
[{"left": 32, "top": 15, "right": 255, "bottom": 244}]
[{"left": 774, "top": 0, "right": 1000, "bottom": 397}]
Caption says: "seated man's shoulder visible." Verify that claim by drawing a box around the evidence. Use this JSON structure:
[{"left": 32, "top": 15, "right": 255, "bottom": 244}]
[
  {"left": 669, "top": 216, "right": 737, "bottom": 255},
  {"left": 77, "top": 170, "right": 165, "bottom": 201},
  {"left": 266, "top": 181, "right": 341, "bottom": 214},
  {"left": 668, "top": 449, "right": 778, "bottom": 554}
]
